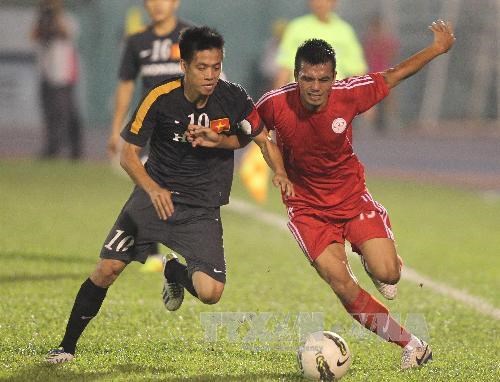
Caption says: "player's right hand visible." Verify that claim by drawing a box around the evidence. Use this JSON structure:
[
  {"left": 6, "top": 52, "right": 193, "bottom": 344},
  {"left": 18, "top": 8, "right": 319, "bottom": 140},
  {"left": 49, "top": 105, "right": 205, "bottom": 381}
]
[
  {"left": 187, "top": 124, "right": 222, "bottom": 147},
  {"left": 272, "top": 172, "right": 295, "bottom": 198},
  {"left": 147, "top": 185, "right": 174, "bottom": 220}
]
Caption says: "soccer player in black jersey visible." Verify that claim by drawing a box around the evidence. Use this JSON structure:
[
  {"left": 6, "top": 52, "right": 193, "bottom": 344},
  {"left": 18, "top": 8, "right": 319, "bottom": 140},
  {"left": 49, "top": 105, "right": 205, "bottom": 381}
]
[
  {"left": 107, "top": 0, "right": 192, "bottom": 264},
  {"left": 108, "top": 0, "right": 192, "bottom": 155},
  {"left": 46, "top": 26, "right": 294, "bottom": 364}
]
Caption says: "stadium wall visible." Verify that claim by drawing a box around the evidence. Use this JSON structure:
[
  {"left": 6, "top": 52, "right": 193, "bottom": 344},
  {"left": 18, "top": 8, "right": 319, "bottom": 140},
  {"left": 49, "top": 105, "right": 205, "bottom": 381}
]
[{"left": 0, "top": 0, "right": 497, "bottom": 129}]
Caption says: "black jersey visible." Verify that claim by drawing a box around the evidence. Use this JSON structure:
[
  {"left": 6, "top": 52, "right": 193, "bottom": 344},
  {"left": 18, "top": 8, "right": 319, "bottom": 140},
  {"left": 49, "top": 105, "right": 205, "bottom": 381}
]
[
  {"left": 119, "top": 20, "right": 192, "bottom": 92},
  {"left": 121, "top": 77, "right": 263, "bottom": 207}
]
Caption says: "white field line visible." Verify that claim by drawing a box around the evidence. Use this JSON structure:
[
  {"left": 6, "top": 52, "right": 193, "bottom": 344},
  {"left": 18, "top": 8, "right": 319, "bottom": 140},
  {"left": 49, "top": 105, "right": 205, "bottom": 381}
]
[{"left": 227, "top": 198, "right": 500, "bottom": 321}]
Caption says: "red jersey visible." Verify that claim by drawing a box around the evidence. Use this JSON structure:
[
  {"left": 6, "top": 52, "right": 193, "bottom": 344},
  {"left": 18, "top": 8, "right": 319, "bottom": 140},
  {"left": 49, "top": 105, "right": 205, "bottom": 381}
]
[{"left": 256, "top": 73, "right": 389, "bottom": 218}]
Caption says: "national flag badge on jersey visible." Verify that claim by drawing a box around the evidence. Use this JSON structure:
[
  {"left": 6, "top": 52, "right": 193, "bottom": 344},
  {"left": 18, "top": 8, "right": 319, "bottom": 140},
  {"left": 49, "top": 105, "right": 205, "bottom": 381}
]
[{"left": 210, "top": 118, "right": 230, "bottom": 133}]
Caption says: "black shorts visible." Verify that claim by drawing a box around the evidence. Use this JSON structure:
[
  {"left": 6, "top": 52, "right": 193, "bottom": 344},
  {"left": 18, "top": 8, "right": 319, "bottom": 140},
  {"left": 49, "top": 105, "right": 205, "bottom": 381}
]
[{"left": 100, "top": 187, "right": 226, "bottom": 283}]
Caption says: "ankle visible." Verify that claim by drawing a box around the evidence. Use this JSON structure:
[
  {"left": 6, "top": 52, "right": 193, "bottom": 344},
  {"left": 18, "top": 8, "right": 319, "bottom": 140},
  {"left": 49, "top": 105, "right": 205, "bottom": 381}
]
[{"left": 405, "top": 335, "right": 422, "bottom": 349}]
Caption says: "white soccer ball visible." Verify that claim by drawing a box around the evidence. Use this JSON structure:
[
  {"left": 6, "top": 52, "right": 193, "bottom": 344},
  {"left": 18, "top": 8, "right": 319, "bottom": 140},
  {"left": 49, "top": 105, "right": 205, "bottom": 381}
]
[{"left": 297, "top": 331, "right": 352, "bottom": 381}]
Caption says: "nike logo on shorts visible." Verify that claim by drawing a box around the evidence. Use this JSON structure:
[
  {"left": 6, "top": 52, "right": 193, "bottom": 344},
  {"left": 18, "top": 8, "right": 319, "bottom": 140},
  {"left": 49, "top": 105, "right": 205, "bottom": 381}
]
[{"left": 213, "top": 268, "right": 224, "bottom": 273}]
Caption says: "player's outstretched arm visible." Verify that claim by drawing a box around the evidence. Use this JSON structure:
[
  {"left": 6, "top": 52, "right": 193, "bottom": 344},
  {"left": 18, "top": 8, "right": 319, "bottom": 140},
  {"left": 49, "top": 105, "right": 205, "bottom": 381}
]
[
  {"left": 120, "top": 142, "right": 174, "bottom": 220},
  {"left": 382, "top": 19, "right": 456, "bottom": 89}
]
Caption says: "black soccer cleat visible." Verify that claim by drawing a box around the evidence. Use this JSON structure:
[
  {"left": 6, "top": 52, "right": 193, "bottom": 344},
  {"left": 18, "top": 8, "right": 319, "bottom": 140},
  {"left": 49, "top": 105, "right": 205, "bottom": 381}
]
[{"left": 162, "top": 254, "right": 184, "bottom": 311}]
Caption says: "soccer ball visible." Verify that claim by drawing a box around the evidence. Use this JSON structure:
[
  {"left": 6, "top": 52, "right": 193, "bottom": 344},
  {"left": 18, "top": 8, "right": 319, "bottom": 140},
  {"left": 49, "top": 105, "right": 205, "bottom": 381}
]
[{"left": 297, "top": 331, "right": 352, "bottom": 381}]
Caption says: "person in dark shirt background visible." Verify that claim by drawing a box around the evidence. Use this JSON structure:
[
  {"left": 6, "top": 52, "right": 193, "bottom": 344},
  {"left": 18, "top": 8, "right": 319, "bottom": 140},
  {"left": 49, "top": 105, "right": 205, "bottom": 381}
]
[
  {"left": 32, "top": 0, "right": 83, "bottom": 159},
  {"left": 107, "top": 0, "right": 192, "bottom": 156}
]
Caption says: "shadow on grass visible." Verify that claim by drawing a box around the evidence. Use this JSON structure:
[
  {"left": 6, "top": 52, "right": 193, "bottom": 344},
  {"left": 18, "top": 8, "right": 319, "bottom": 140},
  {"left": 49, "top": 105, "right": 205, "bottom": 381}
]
[
  {"left": 7, "top": 363, "right": 303, "bottom": 381},
  {"left": 3, "top": 251, "right": 95, "bottom": 265},
  {"left": 0, "top": 272, "right": 85, "bottom": 284},
  {"left": 6, "top": 364, "right": 112, "bottom": 382},
  {"left": 0, "top": 251, "right": 94, "bottom": 284},
  {"left": 164, "top": 374, "right": 303, "bottom": 381}
]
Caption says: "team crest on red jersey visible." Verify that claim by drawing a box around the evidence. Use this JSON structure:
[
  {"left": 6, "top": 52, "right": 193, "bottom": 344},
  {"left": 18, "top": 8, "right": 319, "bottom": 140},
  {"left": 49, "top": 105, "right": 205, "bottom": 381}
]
[
  {"left": 210, "top": 118, "right": 230, "bottom": 133},
  {"left": 332, "top": 118, "right": 347, "bottom": 134}
]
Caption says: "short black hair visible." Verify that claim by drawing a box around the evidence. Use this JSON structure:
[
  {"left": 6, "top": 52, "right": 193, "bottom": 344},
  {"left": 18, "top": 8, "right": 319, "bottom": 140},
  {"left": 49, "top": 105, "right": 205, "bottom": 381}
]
[
  {"left": 179, "top": 26, "right": 224, "bottom": 63},
  {"left": 294, "top": 39, "right": 336, "bottom": 76}
]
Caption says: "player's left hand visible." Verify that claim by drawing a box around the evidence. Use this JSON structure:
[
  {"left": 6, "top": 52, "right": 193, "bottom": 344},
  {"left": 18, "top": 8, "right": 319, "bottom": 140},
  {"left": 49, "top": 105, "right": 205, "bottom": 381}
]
[
  {"left": 429, "top": 19, "right": 456, "bottom": 54},
  {"left": 272, "top": 172, "right": 295, "bottom": 197},
  {"left": 187, "top": 124, "right": 222, "bottom": 147}
]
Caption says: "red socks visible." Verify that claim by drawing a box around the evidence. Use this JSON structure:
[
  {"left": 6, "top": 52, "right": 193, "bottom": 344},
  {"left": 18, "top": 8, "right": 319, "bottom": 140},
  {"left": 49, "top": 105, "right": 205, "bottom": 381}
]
[{"left": 344, "top": 288, "right": 411, "bottom": 348}]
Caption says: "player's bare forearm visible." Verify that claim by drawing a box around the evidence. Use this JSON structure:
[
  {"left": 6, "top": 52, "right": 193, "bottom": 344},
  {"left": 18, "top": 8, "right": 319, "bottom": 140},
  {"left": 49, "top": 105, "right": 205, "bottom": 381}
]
[
  {"left": 120, "top": 143, "right": 157, "bottom": 192},
  {"left": 382, "top": 20, "right": 455, "bottom": 89},
  {"left": 216, "top": 135, "right": 252, "bottom": 149},
  {"left": 255, "top": 138, "right": 277, "bottom": 173},
  {"left": 252, "top": 129, "right": 282, "bottom": 173},
  {"left": 382, "top": 46, "right": 442, "bottom": 89},
  {"left": 108, "top": 81, "right": 135, "bottom": 155},
  {"left": 254, "top": 130, "right": 295, "bottom": 197},
  {"left": 120, "top": 143, "right": 173, "bottom": 219},
  {"left": 111, "top": 81, "right": 135, "bottom": 135},
  {"left": 188, "top": 125, "right": 251, "bottom": 149}
]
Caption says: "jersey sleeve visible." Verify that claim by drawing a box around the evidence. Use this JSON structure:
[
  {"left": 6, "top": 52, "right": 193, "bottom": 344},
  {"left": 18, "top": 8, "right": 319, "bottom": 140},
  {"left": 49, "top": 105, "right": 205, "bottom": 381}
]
[
  {"left": 118, "top": 36, "right": 140, "bottom": 81},
  {"left": 121, "top": 89, "right": 161, "bottom": 147},
  {"left": 256, "top": 94, "right": 275, "bottom": 131},
  {"left": 350, "top": 73, "right": 390, "bottom": 114},
  {"left": 233, "top": 86, "right": 263, "bottom": 137}
]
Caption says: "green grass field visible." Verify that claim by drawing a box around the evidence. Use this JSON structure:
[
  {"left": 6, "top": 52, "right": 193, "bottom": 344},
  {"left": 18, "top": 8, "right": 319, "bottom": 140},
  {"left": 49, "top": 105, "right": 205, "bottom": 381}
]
[{"left": 0, "top": 160, "right": 499, "bottom": 381}]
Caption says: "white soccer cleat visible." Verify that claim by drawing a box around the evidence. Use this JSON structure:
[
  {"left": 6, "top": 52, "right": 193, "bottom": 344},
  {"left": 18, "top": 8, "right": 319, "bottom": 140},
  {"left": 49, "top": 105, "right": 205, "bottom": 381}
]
[
  {"left": 360, "top": 256, "right": 398, "bottom": 300},
  {"left": 46, "top": 347, "right": 74, "bottom": 364},
  {"left": 162, "top": 254, "right": 184, "bottom": 311},
  {"left": 401, "top": 339, "right": 432, "bottom": 369}
]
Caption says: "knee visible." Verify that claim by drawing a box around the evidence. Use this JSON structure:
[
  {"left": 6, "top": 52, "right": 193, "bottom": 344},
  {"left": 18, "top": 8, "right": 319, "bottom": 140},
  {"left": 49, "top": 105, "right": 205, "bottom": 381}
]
[
  {"left": 197, "top": 284, "right": 224, "bottom": 305},
  {"left": 92, "top": 260, "right": 125, "bottom": 287},
  {"left": 386, "top": 271, "right": 401, "bottom": 285},
  {"left": 198, "top": 293, "right": 221, "bottom": 305},
  {"left": 378, "top": 264, "right": 401, "bottom": 285}
]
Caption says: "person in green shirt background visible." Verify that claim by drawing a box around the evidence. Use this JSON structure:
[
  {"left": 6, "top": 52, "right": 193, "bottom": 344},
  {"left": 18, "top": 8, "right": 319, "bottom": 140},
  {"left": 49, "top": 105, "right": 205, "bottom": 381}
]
[{"left": 274, "top": 0, "right": 367, "bottom": 87}]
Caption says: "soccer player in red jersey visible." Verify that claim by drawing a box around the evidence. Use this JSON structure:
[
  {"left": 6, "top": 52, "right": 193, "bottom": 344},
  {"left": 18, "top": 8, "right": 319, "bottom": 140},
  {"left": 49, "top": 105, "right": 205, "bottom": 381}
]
[{"left": 190, "top": 20, "right": 455, "bottom": 369}]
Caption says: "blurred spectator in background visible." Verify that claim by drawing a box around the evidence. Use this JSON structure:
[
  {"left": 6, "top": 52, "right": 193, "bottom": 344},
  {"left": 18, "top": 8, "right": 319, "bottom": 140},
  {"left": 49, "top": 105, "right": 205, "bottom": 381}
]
[
  {"left": 274, "top": 0, "right": 367, "bottom": 88},
  {"left": 259, "top": 18, "right": 288, "bottom": 93},
  {"left": 363, "top": 14, "right": 400, "bottom": 133},
  {"left": 32, "top": 0, "right": 82, "bottom": 159},
  {"left": 107, "top": 0, "right": 192, "bottom": 157}
]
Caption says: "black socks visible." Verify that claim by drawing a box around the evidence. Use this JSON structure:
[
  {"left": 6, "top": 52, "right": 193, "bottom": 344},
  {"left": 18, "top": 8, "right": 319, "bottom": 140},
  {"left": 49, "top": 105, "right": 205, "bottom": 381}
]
[
  {"left": 58, "top": 262, "right": 197, "bottom": 355},
  {"left": 59, "top": 278, "right": 108, "bottom": 355},
  {"left": 164, "top": 259, "right": 198, "bottom": 298}
]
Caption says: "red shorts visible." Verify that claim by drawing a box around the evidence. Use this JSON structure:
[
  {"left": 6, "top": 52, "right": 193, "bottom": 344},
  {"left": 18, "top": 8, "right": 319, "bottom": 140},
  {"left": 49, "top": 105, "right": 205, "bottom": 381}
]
[{"left": 286, "top": 191, "right": 394, "bottom": 262}]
